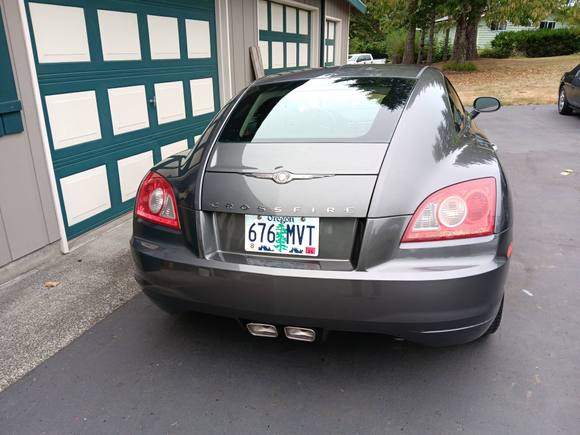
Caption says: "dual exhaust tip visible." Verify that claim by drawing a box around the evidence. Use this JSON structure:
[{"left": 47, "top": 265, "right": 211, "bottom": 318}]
[{"left": 246, "top": 323, "right": 316, "bottom": 342}]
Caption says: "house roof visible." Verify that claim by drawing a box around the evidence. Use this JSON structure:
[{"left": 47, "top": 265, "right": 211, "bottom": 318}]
[{"left": 347, "top": 0, "right": 367, "bottom": 13}]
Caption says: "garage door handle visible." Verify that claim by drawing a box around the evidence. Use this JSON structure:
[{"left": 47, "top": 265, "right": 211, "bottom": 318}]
[{"left": 148, "top": 96, "right": 156, "bottom": 107}]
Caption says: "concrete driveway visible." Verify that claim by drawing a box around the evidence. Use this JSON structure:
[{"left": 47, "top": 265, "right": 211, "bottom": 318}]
[{"left": 0, "top": 105, "right": 579, "bottom": 434}]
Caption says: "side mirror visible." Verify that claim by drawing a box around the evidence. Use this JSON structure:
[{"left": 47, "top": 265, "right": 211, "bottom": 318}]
[{"left": 470, "top": 96, "right": 501, "bottom": 119}]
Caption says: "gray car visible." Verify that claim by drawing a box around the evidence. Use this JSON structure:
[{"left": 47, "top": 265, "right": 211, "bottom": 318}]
[{"left": 131, "top": 65, "right": 512, "bottom": 346}]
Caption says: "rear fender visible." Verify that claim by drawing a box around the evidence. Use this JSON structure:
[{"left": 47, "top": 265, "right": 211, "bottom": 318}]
[{"left": 369, "top": 68, "right": 511, "bottom": 233}]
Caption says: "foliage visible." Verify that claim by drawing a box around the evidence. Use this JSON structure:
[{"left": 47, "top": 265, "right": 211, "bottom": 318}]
[
  {"left": 442, "top": 62, "right": 478, "bottom": 71},
  {"left": 349, "top": 0, "right": 578, "bottom": 64},
  {"left": 433, "top": 42, "right": 448, "bottom": 63},
  {"left": 483, "top": 0, "right": 566, "bottom": 27},
  {"left": 385, "top": 29, "right": 409, "bottom": 62},
  {"left": 491, "top": 28, "right": 580, "bottom": 58},
  {"left": 349, "top": 0, "right": 406, "bottom": 58},
  {"left": 349, "top": 38, "right": 389, "bottom": 59},
  {"left": 490, "top": 30, "right": 526, "bottom": 54},
  {"left": 552, "top": 2, "right": 580, "bottom": 27},
  {"left": 478, "top": 47, "right": 511, "bottom": 59},
  {"left": 522, "top": 28, "right": 580, "bottom": 57},
  {"left": 349, "top": 0, "right": 384, "bottom": 56}
]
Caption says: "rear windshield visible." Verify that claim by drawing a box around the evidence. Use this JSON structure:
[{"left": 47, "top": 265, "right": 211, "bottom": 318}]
[{"left": 218, "top": 77, "right": 416, "bottom": 143}]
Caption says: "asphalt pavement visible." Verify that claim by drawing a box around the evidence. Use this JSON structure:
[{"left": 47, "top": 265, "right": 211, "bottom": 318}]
[{"left": 0, "top": 105, "right": 579, "bottom": 435}]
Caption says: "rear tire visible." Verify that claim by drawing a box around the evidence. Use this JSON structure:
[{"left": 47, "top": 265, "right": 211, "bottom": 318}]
[
  {"left": 485, "top": 297, "right": 503, "bottom": 335},
  {"left": 558, "top": 87, "right": 573, "bottom": 115}
]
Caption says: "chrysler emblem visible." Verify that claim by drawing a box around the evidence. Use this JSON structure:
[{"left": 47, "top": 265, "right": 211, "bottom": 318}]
[
  {"left": 272, "top": 171, "right": 292, "bottom": 184},
  {"left": 244, "top": 170, "right": 334, "bottom": 184}
]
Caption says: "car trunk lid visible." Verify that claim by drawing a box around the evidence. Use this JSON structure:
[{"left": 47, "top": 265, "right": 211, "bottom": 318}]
[{"left": 201, "top": 141, "right": 389, "bottom": 218}]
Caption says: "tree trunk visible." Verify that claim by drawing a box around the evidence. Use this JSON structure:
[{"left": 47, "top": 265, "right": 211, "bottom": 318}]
[
  {"left": 451, "top": 14, "right": 468, "bottom": 64},
  {"left": 417, "top": 29, "right": 426, "bottom": 64},
  {"left": 442, "top": 27, "right": 450, "bottom": 61},
  {"left": 466, "top": 15, "right": 480, "bottom": 60},
  {"left": 427, "top": 18, "right": 435, "bottom": 64},
  {"left": 402, "top": 0, "right": 417, "bottom": 64}
]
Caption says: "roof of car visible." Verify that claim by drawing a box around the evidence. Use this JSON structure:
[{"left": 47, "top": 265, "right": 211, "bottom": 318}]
[{"left": 254, "top": 64, "right": 428, "bottom": 86}]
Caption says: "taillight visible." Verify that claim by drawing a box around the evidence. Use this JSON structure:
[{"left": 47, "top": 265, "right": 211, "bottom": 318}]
[
  {"left": 135, "top": 171, "right": 180, "bottom": 230},
  {"left": 402, "top": 177, "right": 496, "bottom": 243}
]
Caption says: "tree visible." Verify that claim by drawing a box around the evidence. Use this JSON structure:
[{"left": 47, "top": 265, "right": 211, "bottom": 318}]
[
  {"left": 402, "top": 0, "right": 419, "bottom": 63},
  {"left": 448, "top": 0, "right": 566, "bottom": 64},
  {"left": 403, "top": 0, "right": 447, "bottom": 63},
  {"left": 553, "top": 1, "right": 580, "bottom": 26},
  {"left": 448, "top": 0, "right": 486, "bottom": 63},
  {"left": 416, "top": 28, "right": 426, "bottom": 63},
  {"left": 465, "top": 13, "right": 481, "bottom": 60},
  {"left": 349, "top": 0, "right": 571, "bottom": 66},
  {"left": 349, "top": 0, "right": 385, "bottom": 54},
  {"left": 484, "top": 0, "right": 568, "bottom": 27},
  {"left": 442, "top": 26, "right": 451, "bottom": 61},
  {"left": 349, "top": 0, "right": 407, "bottom": 57},
  {"left": 426, "top": 16, "right": 436, "bottom": 64},
  {"left": 274, "top": 223, "right": 288, "bottom": 252}
]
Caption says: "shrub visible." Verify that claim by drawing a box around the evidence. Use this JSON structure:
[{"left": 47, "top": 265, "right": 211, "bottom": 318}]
[
  {"left": 490, "top": 31, "right": 525, "bottom": 55},
  {"left": 521, "top": 28, "right": 580, "bottom": 57},
  {"left": 429, "top": 39, "right": 446, "bottom": 63},
  {"left": 349, "top": 37, "right": 388, "bottom": 60},
  {"left": 479, "top": 47, "right": 511, "bottom": 59},
  {"left": 442, "top": 62, "right": 478, "bottom": 72},
  {"left": 491, "top": 28, "right": 580, "bottom": 58},
  {"left": 385, "top": 30, "right": 406, "bottom": 63}
]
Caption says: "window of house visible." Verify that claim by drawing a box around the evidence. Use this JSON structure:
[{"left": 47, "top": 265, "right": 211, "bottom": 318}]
[
  {"left": 490, "top": 21, "right": 507, "bottom": 31},
  {"left": 539, "top": 21, "right": 556, "bottom": 29}
]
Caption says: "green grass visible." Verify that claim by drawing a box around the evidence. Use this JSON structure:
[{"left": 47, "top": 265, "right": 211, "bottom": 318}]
[{"left": 442, "top": 62, "right": 478, "bottom": 72}]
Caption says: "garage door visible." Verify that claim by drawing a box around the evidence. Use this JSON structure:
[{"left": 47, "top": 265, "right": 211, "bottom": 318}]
[
  {"left": 25, "top": 0, "right": 220, "bottom": 238},
  {"left": 258, "top": 0, "right": 311, "bottom": 74}
]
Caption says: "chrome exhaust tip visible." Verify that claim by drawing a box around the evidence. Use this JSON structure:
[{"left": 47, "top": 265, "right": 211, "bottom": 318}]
[
  {"left": 284, "top": 326, "right": 316, "bottom": 342},
  {"left": 246, "top": 323, "right": 278, "bottom": 338}
]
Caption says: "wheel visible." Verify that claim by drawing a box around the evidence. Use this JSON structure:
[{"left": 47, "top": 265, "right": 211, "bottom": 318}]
[
  {"left": 485, "top": 297, "right": 503, "bottom": 335},
  {"left": 558, "top": 87, "right": 574, "bottom": 115}
]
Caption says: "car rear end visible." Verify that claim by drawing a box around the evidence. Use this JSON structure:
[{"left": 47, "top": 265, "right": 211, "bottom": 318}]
[{"left": 131, "top": 66, "right": 512, "bottom": 346}]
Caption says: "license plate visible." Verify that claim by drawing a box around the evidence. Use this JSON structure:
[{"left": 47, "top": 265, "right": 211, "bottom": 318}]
[{"left": 244, "top": 215, "right": 319, "bottom": 257}]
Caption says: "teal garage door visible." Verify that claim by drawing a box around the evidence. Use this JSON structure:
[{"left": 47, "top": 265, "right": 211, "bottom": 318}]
[
  {"left": 25, "top": 0, "right": 220, "bottom": 238},
  {"left": 258, "top": 0, "right": 311, "bottom": 74}
]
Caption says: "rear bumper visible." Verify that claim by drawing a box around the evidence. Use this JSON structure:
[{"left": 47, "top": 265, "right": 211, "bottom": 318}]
[{"left": 131, "top": 234, "right": 509, "bottom": 346}]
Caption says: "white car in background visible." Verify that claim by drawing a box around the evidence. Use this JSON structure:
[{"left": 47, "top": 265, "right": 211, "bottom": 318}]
[{"left": 347, "top": 53, "right": 386, "bottom": 64}]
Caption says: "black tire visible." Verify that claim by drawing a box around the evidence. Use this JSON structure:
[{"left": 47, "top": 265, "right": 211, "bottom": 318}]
[
  {"left": 558, "top": 87, "right": 573, "bottom": 115},
  {"left": 485, "top": 297, "right": 503, "bottom": 335}
]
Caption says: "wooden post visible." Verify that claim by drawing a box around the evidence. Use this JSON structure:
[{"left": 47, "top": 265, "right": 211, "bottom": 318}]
[{"left": 249, "top": 46, "right": 265, "bottom": 80}]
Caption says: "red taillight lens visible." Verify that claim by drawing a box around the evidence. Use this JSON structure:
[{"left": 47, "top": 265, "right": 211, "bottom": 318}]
[
  {"left": 402, "top": 178, "right": 496, "bottom": 243},
  {"left": 135, "top": 171, "right": 180, "bottom": 230}
]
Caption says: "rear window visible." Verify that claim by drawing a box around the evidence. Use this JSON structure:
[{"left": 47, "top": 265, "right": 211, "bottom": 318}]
[{"left": 219, "top": 77, "right": 416, "bottom": 143}]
